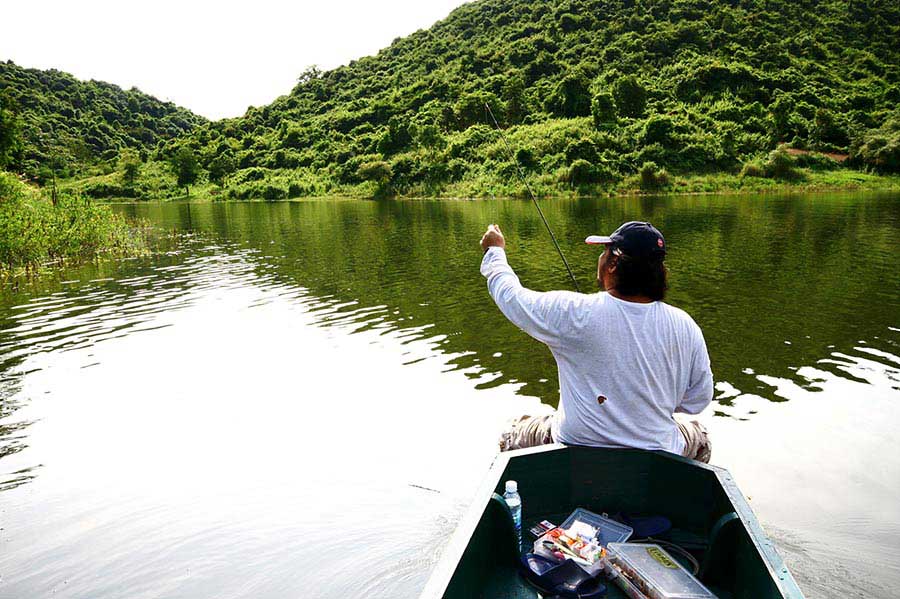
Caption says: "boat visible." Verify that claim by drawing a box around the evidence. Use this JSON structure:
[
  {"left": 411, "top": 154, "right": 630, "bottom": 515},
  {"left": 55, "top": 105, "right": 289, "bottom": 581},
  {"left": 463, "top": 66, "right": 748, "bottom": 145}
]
[{"left": 420, "top": 444, "right": 805, "bottom": 598}]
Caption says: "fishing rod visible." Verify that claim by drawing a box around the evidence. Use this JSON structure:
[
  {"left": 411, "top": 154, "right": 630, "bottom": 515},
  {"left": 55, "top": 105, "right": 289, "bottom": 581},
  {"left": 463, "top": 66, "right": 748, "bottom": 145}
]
[{"left": 484, "top": 103, "right": 581, "bottom": 293}]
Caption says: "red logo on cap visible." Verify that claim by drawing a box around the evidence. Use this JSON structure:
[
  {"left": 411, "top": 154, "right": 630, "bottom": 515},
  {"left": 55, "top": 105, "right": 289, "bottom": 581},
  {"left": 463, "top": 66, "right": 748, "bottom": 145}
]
[{"left": 657, "top": 237, "right": 664, "bottom": 247}]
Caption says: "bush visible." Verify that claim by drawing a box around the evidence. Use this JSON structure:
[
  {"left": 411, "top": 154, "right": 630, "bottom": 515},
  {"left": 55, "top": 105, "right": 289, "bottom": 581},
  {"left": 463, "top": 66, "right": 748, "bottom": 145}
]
[
  {"left": 82, "top": 180, "right": 133, "bottom": 199},
  {"left": 740, "top": 161, "right": 766, "bottom": 178},
  {"left": 229, "top": 167, "right": 268, "bottom": 185},
  {"left": 357, "top": 160, "right": 393, "bottom": 184},
  {"left": 515, "top": 147, "right": 537, "bottom": 169},
  {"left": 454, "top": 91, "right": 502, "bottom": 129},
  {"left": 793, "top": 152, "right": 840, "bottom": 170},
  {"left": 566, "top": 159, "right": 615, "bottom": 186},
  {"left": 642, "top": 115, "right": 675, "bottom": 145},
  {"left": 741, "top": 146, "right": 803, "bottom": 179},
  {"left": 613, "top": 76, "right": 647, "bottom": 118},
  {"left": 591, "top": 92, "right": 616, "bottom": 127},
  {"left": 763, "top": 146, "right": 801, "bottom": 179},
  {"left": 565, "top": 138, "right": 600, "bottom": 164},
  {"left": 558, "top": 13, "right": 582, "bottom": 33},
  {"left": 0, "top": 172, "right": 144, "bottom": 270},
  {"left": 208, "top": 153, "right": 236, "bottom": 184},
  {"left": 850, "top": 116, "right": 900, "bottom": 173},
  {"left": 567, "top": 159, "right": 594, "bottom": 185},
  {"left": 447, "top": 125, "right": 497, "bottom": 160},
  {"left": 639, "top": 161, "right": 670, "bottom": 190},
  {"left": 288, "top": 182, "right": 304, "bottom": 198},
  {"left": 261, "top": 184, "right": 287, "bottom": 200},
  {"left": 811, "top": 107, "right": 849, "bottom": 150},
  {"left": 547, "top": 73, "right": 592, "bottom": 118}
]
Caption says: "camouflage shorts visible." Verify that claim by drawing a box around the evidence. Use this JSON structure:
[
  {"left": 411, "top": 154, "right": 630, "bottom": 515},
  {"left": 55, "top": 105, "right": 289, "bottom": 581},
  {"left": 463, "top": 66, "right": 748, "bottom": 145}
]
[
  {"left": 499, "top": 412, "right": 712, "bottom": 463},
  {"left": 676, "top": 418, "right": 712, "bottom": 463},
  {"left": 497, "top": 413, "right": 556, "bottom": 452}
]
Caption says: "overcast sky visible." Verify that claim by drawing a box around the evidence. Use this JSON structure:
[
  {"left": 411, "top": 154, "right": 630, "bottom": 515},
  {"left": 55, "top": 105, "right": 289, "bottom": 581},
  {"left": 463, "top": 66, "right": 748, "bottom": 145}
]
[{"left": 1, "top": 0, "right": 471, "bottom": 120}]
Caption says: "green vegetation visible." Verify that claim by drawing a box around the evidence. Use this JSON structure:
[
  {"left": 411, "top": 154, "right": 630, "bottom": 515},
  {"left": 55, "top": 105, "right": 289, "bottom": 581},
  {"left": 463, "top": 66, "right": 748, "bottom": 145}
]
[
  {"left": 0, "top": 60, "right": 205, "bottom": 183},
  {"left": 2, "top": 0, "right": 900, "bottom": 200},
  {"left": 0, "top": 172, "right": 146, "bottom": 276},
  {"left": 0, "top": 91, "right": 22, "bottom": 169},
  {"left": 164, "top": 0, "right": 899, "bottom": 200},
  {"left": 169, "top": 147, "right": 201, "bottom": 196}
]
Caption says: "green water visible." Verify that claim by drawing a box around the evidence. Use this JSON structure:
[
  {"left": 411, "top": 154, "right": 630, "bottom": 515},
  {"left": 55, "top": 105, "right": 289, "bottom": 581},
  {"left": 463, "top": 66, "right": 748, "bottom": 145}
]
[
  {"left": 117, "top": 193, "right": 900, "bottom": 406},
  {"left": 0, "top": 193, "right": 898, "bottom": 598}
]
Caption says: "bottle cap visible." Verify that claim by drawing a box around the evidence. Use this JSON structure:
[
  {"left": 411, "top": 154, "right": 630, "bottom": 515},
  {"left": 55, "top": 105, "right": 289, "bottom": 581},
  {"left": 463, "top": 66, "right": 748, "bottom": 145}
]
[{"left": 505, "top": 480, "right": 518, "bottom": 493}]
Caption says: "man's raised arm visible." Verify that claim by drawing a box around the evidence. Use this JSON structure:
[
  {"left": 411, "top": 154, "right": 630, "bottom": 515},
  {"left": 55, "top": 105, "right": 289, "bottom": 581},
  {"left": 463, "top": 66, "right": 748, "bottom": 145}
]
[{"left": 480, "top": 224, "right": 580, "bottom": 349}]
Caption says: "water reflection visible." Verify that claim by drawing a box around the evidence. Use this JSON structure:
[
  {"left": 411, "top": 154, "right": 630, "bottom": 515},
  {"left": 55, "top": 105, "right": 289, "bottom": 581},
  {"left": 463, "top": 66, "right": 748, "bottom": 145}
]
[
  {"left": 116, "top": 193, "right": 900, "bottom": 405},
  {"left": 0, "top": 193, "right": 898, "bottom": 598},
  {"left": 0, "top": 241, "right": 546, "bottom": 598}
]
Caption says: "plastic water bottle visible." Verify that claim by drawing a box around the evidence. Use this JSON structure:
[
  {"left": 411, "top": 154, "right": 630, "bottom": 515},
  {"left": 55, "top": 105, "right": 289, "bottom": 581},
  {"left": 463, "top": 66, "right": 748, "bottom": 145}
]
[{"left": 503, "top": 480, "right": 523, "bottom": 548}]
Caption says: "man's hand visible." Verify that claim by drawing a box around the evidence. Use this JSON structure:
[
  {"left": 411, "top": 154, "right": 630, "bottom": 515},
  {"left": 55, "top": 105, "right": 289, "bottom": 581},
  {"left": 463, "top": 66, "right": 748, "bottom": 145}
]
[{"left": 480, "top": 224, "right": 506, "bottom": 252}]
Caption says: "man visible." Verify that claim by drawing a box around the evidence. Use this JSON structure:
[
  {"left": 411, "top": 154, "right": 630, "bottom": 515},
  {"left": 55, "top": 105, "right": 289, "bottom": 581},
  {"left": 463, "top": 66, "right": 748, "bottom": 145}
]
[{"left": 480, "top": 221, "right": 713, "bottom": 462}]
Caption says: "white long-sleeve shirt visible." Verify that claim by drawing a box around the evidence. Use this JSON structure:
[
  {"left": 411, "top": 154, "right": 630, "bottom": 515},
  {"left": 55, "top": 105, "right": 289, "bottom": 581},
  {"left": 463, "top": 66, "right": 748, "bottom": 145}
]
[{"left": 481, "top": 246, "right": 713, "bottom": 454}]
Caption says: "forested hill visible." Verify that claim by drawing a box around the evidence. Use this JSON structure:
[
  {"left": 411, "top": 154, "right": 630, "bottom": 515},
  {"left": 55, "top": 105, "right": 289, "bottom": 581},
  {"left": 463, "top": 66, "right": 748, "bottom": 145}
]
[
  {"left": 158, "top": 0, "right": 898, "bottom": 198},
  {"left": 5, "top": 0, "right": 900, "bottom": 200},
  {"left": 0, "top": 61, "right": 205, "bottom": 181}
]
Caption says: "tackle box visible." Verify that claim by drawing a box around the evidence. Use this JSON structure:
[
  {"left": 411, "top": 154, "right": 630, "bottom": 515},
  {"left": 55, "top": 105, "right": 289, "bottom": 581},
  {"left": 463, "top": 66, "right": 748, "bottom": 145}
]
[
  {"left": 561, "top": 508, "right": 633, "bottom": 547},
  {"left": 532, "top": 508, "right": 633, "bottom": 575},
  {"left": 605, "top": 542, "right": 718, "bottom": 599}
]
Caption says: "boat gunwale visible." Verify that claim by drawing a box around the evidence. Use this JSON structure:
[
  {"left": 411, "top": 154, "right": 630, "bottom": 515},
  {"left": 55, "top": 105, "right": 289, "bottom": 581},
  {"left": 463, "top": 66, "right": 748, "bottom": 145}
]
[{"left": 418, "top": 444, "right": 805, "bottom": 599}]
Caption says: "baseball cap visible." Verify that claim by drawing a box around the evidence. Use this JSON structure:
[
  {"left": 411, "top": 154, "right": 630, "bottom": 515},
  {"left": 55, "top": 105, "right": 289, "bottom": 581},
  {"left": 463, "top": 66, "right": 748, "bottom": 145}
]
[{"left": 585, "top": 221, "right": 666, "bottom": 258}]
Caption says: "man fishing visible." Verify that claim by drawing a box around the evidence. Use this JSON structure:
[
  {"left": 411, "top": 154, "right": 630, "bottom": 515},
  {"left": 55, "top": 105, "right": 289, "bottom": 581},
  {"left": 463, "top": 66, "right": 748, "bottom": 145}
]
[{"left": 480, "top": 221, "right": 713, "bottom": 462}]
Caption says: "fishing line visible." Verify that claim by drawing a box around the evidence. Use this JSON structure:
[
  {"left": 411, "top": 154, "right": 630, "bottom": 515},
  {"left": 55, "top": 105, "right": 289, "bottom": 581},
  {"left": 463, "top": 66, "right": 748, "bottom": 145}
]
[{"left": 484, "top": 103, "right": 581, "bottom": 292}]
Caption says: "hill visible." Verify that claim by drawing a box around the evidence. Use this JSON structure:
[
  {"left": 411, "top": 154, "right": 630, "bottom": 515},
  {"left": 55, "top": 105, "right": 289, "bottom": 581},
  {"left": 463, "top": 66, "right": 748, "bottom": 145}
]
[
  {"left": 0, "top": 60, "right": 206, "bottom": 183},
  {"left": 6, "top": 0, "right": 900, "bottom": 199},
  {"left": 170, "top": 0, "right": 899, "bottom": 198}
]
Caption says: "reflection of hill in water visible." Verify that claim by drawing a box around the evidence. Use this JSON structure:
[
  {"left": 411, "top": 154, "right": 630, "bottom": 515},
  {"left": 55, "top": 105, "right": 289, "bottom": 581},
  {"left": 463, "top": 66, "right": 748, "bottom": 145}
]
[{"left": 117, "top": 193, "right": 900, "bottom": 407}]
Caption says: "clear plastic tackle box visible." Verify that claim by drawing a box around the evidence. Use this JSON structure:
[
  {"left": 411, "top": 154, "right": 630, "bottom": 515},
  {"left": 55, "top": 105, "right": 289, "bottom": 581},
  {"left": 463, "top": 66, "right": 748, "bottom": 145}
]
[
  {"left": 605, "top": 542, "right": 718, "bottom": 599},
  {"left": 533, "top": 509, "right": 633, "bottom": 576}
]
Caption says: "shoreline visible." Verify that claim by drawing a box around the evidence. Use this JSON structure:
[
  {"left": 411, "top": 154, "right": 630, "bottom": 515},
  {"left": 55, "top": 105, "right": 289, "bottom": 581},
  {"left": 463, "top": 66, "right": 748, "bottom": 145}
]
[{"left": 89, "top": 170, "right": 900, "bottom": 203}]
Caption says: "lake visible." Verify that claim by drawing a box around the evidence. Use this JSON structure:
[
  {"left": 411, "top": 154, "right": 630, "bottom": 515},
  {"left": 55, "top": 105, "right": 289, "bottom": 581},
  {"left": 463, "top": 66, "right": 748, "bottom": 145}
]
[{"left": 1, "top": 193, "right": 898, "bottom": 598}]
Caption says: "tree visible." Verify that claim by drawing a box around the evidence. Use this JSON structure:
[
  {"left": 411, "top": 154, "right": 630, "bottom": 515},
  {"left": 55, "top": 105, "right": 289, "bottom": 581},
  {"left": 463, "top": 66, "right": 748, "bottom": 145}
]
[
  {"left": 591, "top": 92, "right": 616, "bottom": 127},
  {"left": 416, "top": 124, "right": 446, "bottom": 155},
  {"left": 642, "top": 115, "right": 675, "bottom": 145},
  {"left": 850, "top": 116, "right": 900, "bottom": 173},
  {"left": 547, "top": 73, "right": 592, "bottom": 118},
  {"left": 208, "top": 153, "right": 236, "bottom": 185},
  {"left": 119, "top": 148, "right": 141, "bottom": 186},
  {"left": 454, "top": 91, "right": 502, "bottom": 130},
  {"left": 768, "top": 93, "right": 795, "bottom": 143},
  {"left": 0, "top": 92, "right": 22, "bottom": 170},
  {"left": 357, "top": 160, "right": 393, "bottom": 196},
  {"left": 357, "top": 160, "right": 392, "bottom": 184},
  {"left": 170, "top": 147, "right": 201, "bottom": 196},
  {"left": 501, "top": 74, "right": 528, "bottom": 124},
  {"left": 811, "top": 107, "right": 848, "bottom": 148},
  {"left": 297, "top": 65, "right": 323, "bottom": 85},
  {"left": 613, "top": 76, "right": 647, "bottom": 118}
]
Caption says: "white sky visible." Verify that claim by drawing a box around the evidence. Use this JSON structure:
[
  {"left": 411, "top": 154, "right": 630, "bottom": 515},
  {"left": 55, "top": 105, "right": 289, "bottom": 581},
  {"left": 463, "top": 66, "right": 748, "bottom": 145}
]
[{"left": 1, "top": 0, "right": 471, "bottom": 120}]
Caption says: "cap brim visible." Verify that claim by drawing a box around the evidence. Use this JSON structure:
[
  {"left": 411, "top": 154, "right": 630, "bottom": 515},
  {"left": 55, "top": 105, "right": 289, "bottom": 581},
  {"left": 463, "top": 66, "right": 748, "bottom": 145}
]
[{"left": 585, "top": 235, "right": 613, "bottom": 245}]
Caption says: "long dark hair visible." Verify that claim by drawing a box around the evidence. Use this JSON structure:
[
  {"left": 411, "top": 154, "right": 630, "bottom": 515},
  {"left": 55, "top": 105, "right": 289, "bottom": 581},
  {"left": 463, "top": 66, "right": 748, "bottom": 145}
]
[{"left": 611, "top": 254, "right": 668, "bottom": 300}]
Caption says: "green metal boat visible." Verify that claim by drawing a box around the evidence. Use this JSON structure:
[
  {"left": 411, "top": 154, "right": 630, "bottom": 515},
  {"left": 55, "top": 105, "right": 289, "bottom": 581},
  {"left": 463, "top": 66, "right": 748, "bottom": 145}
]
[{"left": 420, "top": 445, "right": 805, "bottom": 599}]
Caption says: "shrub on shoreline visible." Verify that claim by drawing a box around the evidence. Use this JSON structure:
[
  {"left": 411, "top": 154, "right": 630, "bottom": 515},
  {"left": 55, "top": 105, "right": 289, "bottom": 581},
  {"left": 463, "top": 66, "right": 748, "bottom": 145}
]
[
  {"left": 0, "top": 172, "right": 146, "bottom": 274},
  {"left": 740, "top": 146, "right": 803, "bottom": 180}
]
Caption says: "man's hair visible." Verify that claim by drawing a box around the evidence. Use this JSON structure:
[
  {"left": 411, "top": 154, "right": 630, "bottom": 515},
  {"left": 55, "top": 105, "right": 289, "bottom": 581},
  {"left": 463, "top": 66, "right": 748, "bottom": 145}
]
[{"left": 611, "top": 254, "right": 668, "bottom": 300}]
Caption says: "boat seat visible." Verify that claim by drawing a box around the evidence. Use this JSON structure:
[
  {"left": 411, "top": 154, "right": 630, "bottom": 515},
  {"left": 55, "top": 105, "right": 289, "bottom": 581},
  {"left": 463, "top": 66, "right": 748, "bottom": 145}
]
[{"left": 700, "top": 511, "right": 741, "bottom": 584}]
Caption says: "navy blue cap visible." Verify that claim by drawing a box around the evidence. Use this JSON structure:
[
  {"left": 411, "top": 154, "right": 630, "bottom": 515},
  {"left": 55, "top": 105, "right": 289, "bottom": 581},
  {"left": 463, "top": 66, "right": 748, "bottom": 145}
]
[{"left": 585, "top": 221, "right": 666, "bottom": 259}]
